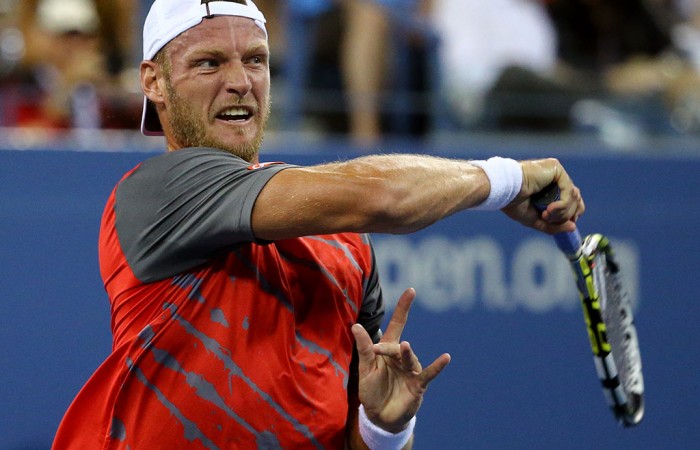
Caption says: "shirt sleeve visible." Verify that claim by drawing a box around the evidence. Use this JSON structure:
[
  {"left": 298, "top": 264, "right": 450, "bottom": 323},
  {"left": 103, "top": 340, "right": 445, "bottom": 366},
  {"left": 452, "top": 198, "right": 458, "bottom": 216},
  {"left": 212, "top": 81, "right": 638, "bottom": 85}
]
[
  {"left": 358, "top": 237, "right": 385, "bottom": 343},
  {"left": 114, "top": 147, "right": 294, "bottom": 283}
]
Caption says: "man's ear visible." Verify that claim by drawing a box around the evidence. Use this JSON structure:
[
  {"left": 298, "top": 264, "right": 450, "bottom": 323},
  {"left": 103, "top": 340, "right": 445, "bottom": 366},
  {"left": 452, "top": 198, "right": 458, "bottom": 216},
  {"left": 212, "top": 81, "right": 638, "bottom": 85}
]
[{"left": 140, "top": 60, "right": 166, "bottom": 105}]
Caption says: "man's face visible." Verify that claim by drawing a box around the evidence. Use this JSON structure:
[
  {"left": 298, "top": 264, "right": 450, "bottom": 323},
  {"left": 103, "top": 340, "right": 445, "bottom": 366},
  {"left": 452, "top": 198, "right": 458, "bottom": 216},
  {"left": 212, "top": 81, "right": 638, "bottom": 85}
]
[{"left": 158, "top": 15, "right": 270, "bottom": 162}]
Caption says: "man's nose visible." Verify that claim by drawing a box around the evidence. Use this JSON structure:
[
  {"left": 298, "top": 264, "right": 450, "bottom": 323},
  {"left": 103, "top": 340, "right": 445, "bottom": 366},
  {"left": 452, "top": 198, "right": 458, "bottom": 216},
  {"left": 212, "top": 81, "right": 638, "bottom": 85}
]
[{"left": 223, "top": 62, "right": 252, "bottom": 97}]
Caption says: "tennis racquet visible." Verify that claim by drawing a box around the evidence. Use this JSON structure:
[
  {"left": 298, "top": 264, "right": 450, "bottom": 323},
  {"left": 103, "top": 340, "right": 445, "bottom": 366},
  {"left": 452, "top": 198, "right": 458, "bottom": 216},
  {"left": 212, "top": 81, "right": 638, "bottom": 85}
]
[{"left": 531, "top": 183, "right": 644, "bottom": 427}]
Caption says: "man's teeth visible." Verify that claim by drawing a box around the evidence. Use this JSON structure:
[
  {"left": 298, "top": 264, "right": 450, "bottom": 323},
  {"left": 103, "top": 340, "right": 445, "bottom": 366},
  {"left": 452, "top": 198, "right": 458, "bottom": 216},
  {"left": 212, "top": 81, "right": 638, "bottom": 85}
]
[{"left": 219, "top": 107, "right": 249, "bottom": 119}]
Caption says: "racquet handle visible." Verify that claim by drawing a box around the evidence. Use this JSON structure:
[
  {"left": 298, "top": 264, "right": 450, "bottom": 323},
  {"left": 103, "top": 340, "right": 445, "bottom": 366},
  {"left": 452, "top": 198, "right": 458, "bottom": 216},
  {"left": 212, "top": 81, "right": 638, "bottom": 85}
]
[{"left": 531, "top": 182, "right": 582, "bottom": 256}]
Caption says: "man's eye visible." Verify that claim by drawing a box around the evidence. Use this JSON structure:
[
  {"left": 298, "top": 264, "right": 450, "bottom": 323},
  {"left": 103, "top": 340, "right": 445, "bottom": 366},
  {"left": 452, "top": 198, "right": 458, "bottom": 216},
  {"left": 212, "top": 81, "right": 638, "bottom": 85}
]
[
  {"left": 249, "top": 56, "right": 266, "bottom": 65},
  {"left": 198, "top": 60, "right": 219, "bottom": 68}
]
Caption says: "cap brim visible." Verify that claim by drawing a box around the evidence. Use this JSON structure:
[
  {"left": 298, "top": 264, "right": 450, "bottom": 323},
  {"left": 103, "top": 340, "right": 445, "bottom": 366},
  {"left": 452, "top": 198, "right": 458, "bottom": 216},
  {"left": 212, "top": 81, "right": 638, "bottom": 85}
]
[{"left": 141, "top": 97, "right": 164, "bottom": 136}]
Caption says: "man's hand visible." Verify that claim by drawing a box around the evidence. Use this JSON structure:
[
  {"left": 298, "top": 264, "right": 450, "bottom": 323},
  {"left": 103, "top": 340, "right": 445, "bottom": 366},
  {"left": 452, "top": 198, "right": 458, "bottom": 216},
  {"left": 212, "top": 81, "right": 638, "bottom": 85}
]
[
  {"left": 502, "top": 158, "right": 585, "bottom": 234},
  {"left": 351, "top": 288, "right": 451, "bottom": 433}
]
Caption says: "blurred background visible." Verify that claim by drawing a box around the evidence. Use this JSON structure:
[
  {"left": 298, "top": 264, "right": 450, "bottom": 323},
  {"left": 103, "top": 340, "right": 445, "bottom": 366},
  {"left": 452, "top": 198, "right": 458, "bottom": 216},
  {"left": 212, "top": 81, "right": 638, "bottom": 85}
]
[
  {"left": 1, "top": 0, "right": 700, "bottom": 449},
  {"left": 1, "top": 0, "right": 700, "bottom": 145}
]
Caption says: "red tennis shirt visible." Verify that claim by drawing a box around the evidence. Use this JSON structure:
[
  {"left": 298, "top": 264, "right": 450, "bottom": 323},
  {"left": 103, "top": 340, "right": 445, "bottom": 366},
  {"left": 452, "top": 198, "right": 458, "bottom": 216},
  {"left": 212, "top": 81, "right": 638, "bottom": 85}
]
[{"left": 52, "top": 147, "right": 384, "bottom": 449}]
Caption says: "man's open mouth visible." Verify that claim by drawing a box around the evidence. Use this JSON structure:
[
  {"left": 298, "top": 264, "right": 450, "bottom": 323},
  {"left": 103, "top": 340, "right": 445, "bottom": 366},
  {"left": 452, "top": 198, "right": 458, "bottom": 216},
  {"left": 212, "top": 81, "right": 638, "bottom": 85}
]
[{"left": 216, "top": 107, "right": 253, "bottom": 122}]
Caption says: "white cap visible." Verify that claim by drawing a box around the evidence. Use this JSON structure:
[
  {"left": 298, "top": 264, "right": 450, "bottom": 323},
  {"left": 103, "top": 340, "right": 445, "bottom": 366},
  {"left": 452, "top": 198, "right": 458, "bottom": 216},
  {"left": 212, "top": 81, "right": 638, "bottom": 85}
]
[{"left": 141, "top": 0, "right": 267, "bottom": 136}]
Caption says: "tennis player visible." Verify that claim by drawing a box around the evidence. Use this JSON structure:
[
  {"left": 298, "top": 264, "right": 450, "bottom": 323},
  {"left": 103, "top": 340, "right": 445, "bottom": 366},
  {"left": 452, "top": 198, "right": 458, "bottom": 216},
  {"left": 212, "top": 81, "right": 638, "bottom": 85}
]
[{"left": 52, "top": 1, "right": 584, "bottom": 448}]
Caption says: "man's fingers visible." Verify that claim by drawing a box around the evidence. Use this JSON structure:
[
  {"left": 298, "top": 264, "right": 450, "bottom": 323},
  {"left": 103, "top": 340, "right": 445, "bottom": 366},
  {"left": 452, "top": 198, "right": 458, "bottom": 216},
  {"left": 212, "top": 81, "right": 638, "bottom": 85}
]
[
  {"left": 352, "top": 324, "right": 376, "bottom": 369},
  {"left": 418, "top": 353, "right": 452, "bottom": 388},
  {"left": 382, "top": 288, "right": 415, "bottom": 343},
  {"left": 372, "top": 342, "right": 400, "bottom": 355},
  {"left": 373, "top": 341, "right": 449, "bottom": 387},
  {"left": 399, "top": 341, "right": 421, "bottom": 373},
  {"left": 539, "top": 184, "right": 584, "bottom": 228},
  {"left": 533, "top": 181, "right": 581, "bottom": 231}
]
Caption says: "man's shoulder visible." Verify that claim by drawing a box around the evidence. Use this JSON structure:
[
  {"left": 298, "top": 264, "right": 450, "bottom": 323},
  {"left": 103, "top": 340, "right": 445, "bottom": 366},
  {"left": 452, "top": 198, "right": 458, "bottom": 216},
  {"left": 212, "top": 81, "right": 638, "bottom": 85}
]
[
  {"left": 119, "top": 147, "right": 249, "bottom": 182},
  {"left": 143, "top": 146, "right": 246, "bottom": 165}
]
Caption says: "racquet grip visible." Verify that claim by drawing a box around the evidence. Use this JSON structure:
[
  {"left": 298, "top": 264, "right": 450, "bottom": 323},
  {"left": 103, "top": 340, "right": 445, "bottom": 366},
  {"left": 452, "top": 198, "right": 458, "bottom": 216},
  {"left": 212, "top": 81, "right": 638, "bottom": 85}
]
[{"left": 531, "top": 182, "right": 582, "bottom": 256}]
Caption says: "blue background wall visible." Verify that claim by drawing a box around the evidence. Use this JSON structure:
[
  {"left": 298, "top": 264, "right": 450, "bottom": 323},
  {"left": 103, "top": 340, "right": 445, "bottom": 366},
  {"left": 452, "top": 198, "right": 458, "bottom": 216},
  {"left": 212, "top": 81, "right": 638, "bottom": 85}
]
[{"left": 1, "top": 141, "right": 699, "bottom": 449}]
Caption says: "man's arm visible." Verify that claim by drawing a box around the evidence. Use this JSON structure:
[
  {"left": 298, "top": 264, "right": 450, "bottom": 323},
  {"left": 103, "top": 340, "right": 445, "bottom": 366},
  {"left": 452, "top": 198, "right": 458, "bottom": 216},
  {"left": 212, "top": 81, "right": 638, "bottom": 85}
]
[{"left": 252, "top": 154, "right": 583, "bottom": 240}]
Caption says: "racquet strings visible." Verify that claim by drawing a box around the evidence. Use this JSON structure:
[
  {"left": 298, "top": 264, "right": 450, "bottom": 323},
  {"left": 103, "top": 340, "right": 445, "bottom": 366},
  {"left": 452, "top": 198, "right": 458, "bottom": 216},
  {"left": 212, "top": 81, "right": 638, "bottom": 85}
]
[{"left": 589, "top": 241, "right": 644, "bottom": 425}]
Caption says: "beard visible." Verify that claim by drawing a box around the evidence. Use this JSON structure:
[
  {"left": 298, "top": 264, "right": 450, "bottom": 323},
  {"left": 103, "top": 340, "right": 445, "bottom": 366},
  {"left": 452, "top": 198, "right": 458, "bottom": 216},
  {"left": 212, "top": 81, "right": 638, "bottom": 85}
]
[{"left": 165, "top": 80, "right": 270, "bottom": 163}]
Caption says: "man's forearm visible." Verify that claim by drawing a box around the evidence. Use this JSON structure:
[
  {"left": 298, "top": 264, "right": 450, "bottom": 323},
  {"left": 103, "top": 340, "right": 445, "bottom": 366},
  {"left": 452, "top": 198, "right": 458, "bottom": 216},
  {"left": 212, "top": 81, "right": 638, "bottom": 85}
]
[{"left": 253, "top": 154, "right": 493, "bottom": 240}]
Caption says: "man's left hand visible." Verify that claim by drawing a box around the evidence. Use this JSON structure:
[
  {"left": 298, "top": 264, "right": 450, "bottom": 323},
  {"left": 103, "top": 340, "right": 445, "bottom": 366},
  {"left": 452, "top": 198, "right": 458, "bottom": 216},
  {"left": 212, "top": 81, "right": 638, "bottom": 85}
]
[{"left": 351, "top": 288, "right": 451, "bottom": 433}]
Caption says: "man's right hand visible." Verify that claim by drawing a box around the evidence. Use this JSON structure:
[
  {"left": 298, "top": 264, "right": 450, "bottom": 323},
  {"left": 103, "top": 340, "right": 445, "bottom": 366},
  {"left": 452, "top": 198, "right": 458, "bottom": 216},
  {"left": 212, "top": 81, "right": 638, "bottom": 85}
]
[{"left": 502, "top": 158, "right": 585, "bottom": 235}]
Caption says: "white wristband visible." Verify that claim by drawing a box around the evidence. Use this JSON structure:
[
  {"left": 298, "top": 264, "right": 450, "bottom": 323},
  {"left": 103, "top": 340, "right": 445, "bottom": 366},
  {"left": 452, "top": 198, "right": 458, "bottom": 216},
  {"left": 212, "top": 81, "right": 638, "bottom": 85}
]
[
  {"left": 470, "top": 157, "right": 523, "bottom": 210},
  {"left": 358, "top": 404, "right": 416, "bottom": 450}
]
